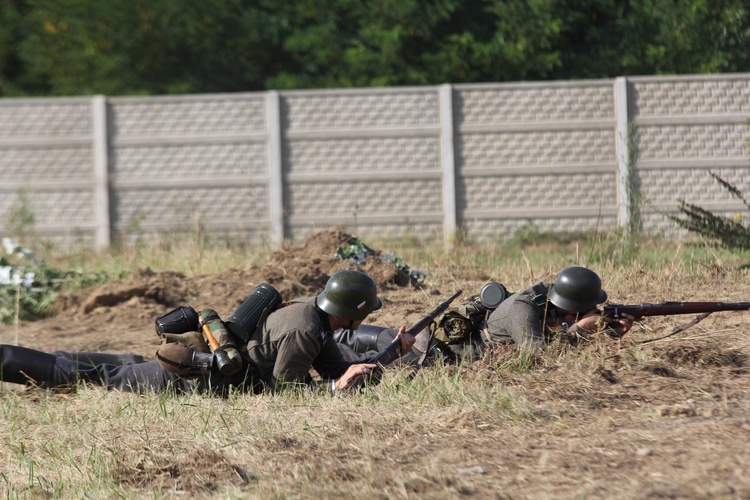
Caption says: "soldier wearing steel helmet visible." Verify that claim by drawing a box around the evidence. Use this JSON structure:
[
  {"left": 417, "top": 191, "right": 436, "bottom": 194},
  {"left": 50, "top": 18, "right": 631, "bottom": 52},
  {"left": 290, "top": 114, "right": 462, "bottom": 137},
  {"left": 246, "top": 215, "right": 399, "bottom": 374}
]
[
  {"left": 486, "top": 266, "right": 639, "bottom": 350},
  {"left": 0, "top": 270, "right": 415, "bottom": 394},
  {"left": 333, "top": 267, "right": 639, "bottom": 364},
  {"left": 243, "top": 269, "right": 413, "bottom": 392}
]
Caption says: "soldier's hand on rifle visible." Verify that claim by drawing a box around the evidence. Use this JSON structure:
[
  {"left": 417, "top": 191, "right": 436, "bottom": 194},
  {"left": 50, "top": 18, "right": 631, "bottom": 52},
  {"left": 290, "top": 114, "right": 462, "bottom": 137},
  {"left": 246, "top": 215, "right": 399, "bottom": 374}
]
[
  {"left": 571, "top": 310, "right": 640, "bottom": 338},
  {"left": 335, "top": 363, "right": 377, "bottom": 391},
  {"left": 394, "top": 325, "right": 416, "bottom": 356},
  {"left": 559, "top": 309, "right": 601, "bottom": 335},
  {"left": 559, "top": 309, "right": 642, "bottom": 340},
  {"left": 605, "top": 312, "right": 641, "bottom": 338}
]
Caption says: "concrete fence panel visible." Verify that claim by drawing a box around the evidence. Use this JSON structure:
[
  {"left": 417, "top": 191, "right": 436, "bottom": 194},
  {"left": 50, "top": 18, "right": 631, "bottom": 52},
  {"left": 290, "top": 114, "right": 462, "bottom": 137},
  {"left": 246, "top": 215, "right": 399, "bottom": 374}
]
[
  {"left": 0, "top": 73, "right": 748, "bottom": 249},
  {"left": 108, "top": 93, "right": 271, "bottom": 246},
  {"left": 629, "top": 75, "right": 750, "bottom": 235},
  {"left": 279, "top": 87, "right": 445, "bottom": 241},
  {"left": 0, "top": 97, "right": 100, "bottom": 248},
  {"left": 454, "top": 80, "right": 621, "bottom": 241}
]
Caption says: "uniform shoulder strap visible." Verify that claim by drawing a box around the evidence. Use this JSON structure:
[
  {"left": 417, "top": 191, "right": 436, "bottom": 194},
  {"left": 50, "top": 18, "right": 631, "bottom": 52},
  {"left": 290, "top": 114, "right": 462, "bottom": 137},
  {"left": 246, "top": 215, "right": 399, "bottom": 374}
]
[{"left": 529, "top": 282, "right": 550, "bottom": 308}]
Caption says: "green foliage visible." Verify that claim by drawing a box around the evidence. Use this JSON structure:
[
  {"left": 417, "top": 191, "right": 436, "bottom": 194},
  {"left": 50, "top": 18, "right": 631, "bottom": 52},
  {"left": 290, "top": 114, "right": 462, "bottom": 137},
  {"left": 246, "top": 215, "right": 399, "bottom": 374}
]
[
  {"left": 550, "top": 0, "right": 750, "bottom": 78},
  {"left": 1, "top": 0, "right": 749, "bottom": 96},
  {"left": 668, "top": 171, "right": 750, "bottom": 250},
  {"left": 0, "top": 240, "right": 120, "bottom": 324},
  {"left": 336, "top": 236, "right": 426, "bottom": 284}
]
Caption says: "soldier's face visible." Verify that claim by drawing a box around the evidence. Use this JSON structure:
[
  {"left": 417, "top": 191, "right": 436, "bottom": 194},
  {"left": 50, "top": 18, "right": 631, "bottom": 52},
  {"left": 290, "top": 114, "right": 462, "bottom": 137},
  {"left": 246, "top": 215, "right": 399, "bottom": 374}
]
[
  {"left": 329, "top": 315, "right": 365, "bottom": 331},
  {"left": 552, "top": 305, "right": 597, "bottom": 322}
]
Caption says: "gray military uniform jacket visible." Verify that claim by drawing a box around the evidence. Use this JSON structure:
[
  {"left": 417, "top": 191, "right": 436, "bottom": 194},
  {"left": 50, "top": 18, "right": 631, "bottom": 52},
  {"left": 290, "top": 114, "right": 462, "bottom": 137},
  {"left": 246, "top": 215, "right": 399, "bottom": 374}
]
[
  {"left": 244, "top": 299, "right": 352, "bottom": 390},
  {"left": 486, "top": 281, "right": 551, "bottom": 350}
]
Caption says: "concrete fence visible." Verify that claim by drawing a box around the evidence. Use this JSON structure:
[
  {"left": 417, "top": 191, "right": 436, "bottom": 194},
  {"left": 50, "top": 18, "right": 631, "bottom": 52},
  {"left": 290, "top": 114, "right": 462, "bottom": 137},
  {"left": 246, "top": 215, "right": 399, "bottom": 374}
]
[{"left": 1, "top": 73, "right": 749, "bottom": 249}]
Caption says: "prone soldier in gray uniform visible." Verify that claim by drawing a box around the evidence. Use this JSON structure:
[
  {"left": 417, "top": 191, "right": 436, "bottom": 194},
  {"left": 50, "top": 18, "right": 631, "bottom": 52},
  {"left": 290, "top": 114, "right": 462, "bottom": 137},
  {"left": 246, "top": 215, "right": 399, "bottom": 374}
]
[
  {"left": 335, "top": 266, "right": 638, "bottom": 362},
  {"left": 241, "top": 270, "right": 412, "bottom": 392},
  {"left": 486, "top": 266, "right": 638, "bottom": 351},
  {"left": 0, "top": 270, "right": 414, "bottom": 395}
]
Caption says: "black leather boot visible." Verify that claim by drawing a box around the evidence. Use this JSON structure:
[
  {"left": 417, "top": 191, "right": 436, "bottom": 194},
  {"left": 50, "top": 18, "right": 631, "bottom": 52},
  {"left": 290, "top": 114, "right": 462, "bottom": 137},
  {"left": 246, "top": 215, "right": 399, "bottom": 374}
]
[{"left": 0, "top": 344, "right": 58, "bottom": 386}]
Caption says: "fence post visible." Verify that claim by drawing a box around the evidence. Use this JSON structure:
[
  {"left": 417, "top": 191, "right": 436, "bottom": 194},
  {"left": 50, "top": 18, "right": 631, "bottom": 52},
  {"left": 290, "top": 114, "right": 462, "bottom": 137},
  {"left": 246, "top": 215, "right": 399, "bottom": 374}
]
[
  {"left": 614, "top": 77, "right": 631, "bottom": 230},
  {"left": 91, "top": 95, "right": 110, "bottom": 250},
  {"left": 266, "top": 91, "right": 284, "bottom": 246},
  {"left": 439, "top": 84, "right": 457, "bottom": 243}
]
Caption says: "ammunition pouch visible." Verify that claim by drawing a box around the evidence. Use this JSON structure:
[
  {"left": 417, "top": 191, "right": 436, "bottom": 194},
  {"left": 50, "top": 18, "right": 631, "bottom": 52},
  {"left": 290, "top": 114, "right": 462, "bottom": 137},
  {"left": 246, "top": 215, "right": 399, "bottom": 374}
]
[{"left": 162, "top": 330, "right": 211, "bottom": 353}]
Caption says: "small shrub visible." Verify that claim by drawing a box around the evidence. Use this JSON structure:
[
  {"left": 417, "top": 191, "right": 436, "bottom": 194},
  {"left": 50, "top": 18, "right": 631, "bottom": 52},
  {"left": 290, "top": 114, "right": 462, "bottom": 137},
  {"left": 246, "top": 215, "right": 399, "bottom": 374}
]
[
  {"left": 4, "top": 189, "right": 36, "bottom": 243},
  {"left": 668, "top": 171, "right": 750, "bottom": 251}
]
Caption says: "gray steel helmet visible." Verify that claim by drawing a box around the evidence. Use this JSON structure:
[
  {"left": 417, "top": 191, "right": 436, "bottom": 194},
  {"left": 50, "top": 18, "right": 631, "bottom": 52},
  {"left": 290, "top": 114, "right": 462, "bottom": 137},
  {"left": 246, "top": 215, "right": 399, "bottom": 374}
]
[
  {"left": 316, "top": 270, "right": 383, "bottom": 320},
  {"left": 547, "top": 266, "right": 607, "bottom": 313}
]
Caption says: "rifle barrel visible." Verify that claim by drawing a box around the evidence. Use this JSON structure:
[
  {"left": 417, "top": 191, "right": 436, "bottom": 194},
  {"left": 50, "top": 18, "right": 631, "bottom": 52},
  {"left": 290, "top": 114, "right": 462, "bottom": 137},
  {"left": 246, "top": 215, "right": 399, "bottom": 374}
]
[
  {"left": 603, "top": 301, "right": 750, "bottom": 319},
  {"left": 369, "top": 289, "right": 463, "bottom": 366},
  {"left": 404, "top": 289, "right": 463, "bottom": 336}
]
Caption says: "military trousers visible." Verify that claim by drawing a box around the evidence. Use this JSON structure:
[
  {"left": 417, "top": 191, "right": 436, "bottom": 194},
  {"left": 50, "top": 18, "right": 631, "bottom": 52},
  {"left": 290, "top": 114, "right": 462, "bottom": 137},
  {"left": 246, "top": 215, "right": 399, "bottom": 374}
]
[{"left": 0, "top": 344, "right": 194, "bottom": 394}]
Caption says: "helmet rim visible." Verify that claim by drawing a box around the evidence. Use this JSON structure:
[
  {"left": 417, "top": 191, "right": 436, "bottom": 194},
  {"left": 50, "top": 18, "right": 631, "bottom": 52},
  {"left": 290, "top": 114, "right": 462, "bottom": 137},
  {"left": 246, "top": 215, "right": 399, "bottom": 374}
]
[
  {"left": 547, "top": 266, "right": 607, "bottom": 313},
  {"left": 316, "top": 270, "right": 382, "bottom": 320},
  {"left": 548, "top": 286, "right": 607, "bottom": 313}
]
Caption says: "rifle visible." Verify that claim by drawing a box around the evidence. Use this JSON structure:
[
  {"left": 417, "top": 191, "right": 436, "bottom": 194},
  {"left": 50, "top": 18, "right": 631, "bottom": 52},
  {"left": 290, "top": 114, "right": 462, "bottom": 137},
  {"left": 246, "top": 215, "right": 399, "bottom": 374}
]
[
  {"left": 601, "top": 301, "right": 750, "bottom": 341},
  {"left": 368, "top": 289, "right": 463, "bottom": 367},
  {"left": 603, "top": 301, "right": 750, "bottom": 319}
]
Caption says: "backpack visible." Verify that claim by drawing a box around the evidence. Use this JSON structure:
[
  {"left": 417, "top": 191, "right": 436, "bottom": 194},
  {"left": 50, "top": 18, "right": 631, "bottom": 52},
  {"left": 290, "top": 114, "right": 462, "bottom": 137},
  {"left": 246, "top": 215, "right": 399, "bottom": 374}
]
[{"left": 432, "top": 282, "right": 509, "bottom": 344}]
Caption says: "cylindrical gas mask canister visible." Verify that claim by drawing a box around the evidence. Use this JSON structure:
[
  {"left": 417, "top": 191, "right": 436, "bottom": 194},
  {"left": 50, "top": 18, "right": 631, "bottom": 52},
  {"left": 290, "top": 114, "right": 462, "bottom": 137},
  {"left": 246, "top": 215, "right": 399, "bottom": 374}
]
[
  {"left": 155, "top": 306, "right": 200, "bottom": 337},
  {"left": 479, "top": 282, "right": 508, "bottom": 310},
  {"left": 225, "top": 283, "right": 283, "bottom": 342}
]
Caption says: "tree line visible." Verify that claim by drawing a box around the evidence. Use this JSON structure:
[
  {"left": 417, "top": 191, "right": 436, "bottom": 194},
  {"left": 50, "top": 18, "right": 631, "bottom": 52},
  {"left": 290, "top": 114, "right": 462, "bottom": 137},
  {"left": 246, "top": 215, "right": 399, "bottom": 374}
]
[{"left": 0, "top": 0, "right": 748, "bottom": 97}]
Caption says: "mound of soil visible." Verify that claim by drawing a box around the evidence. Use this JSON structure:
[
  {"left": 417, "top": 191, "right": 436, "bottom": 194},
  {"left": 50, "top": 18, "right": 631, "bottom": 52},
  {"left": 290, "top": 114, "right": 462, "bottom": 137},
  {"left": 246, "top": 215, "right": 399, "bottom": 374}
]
[{"left": 0, "top": 229, "right": 429, "bottom": 356}]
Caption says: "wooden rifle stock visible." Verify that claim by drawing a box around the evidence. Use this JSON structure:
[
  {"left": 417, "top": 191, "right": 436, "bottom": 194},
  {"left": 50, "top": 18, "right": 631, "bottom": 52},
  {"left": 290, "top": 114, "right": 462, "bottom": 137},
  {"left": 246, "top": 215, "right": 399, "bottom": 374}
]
[
  {"left": 602, "top": 301, "right": 750, "bottom": 319},
  {"left": 369, "top": 289, "right": 463, "bottom": 367}
]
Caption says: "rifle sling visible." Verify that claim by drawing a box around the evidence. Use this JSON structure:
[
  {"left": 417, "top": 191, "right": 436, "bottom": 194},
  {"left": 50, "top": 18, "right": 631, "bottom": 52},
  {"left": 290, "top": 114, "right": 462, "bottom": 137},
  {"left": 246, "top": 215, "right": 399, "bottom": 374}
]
[{"left": 639, "top": 312, "right": 712, "bottom": 344}]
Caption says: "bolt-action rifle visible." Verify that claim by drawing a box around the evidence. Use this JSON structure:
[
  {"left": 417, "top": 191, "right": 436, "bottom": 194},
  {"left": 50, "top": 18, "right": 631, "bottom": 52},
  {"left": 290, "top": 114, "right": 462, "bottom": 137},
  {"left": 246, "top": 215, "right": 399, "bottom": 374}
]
[
  {"left": 603, "top": 301, "right": 750, "bottom": 319},
  {"left": 368, "top": 289, "right": 463, "bottom": 367},
  {"left": 601, "top": 301, "right": 750, "bottom": 341}
]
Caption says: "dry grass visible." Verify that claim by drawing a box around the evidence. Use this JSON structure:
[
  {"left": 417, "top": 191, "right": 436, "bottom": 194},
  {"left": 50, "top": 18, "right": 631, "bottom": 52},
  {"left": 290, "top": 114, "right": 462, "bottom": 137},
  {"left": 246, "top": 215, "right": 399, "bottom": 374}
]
[{"left": 2, "top": 233, "right": 750, "bottom": 498}]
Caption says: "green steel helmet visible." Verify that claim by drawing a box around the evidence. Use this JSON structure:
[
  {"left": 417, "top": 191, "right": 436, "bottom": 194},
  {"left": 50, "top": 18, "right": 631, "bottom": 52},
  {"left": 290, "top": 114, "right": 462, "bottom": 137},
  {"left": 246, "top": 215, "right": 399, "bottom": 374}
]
[
  {"left": 547, "top": 266, "right": 607, "bottom": 313},
  {"left": 316, "top": 270, "right": 383, "bottom": 320}
]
